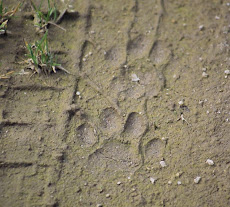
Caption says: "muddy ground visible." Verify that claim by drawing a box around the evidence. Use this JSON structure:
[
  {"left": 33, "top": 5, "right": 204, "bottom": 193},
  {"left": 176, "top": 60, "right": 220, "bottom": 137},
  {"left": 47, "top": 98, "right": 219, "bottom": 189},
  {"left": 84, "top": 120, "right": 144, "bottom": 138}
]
[{"left": 0, "top": 0, "right": 230, "bottom": 206}]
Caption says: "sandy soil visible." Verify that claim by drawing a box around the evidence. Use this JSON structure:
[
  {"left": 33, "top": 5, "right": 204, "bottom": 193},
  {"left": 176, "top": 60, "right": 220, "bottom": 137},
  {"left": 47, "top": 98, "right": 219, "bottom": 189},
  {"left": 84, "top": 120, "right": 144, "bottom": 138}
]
[{"left": 0, "top": 0, "right": 230, "bottom": 206}]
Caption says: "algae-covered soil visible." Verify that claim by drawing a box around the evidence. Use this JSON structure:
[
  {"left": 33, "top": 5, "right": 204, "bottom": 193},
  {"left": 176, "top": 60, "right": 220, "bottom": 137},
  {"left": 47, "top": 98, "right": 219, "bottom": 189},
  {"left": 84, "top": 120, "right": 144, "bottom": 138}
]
[{"left": 0, "top": 0, "right": 230, "bottom": 206}]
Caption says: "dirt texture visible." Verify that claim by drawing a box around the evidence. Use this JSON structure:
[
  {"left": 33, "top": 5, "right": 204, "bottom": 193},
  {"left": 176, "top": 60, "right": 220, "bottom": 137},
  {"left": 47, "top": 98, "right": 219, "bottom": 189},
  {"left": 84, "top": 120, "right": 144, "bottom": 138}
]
[{"left": 0, "top": 0, "right": 230, "bottom": 206}]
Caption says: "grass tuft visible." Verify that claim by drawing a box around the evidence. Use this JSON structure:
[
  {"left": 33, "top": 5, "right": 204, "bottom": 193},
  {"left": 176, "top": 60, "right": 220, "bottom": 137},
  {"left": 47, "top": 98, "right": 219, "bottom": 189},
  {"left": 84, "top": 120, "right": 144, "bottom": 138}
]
[
  {"left": 25, "top": 31, "right": 70, "bottom": 75},
  {"left": 31, "top": 0, "right": 60, "bottom": 33}
]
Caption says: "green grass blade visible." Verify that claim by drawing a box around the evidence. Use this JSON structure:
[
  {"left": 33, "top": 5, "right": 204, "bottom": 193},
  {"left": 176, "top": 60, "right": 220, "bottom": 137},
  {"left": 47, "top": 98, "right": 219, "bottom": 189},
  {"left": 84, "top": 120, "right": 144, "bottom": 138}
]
[
  {"left": 41, "top": 53, "right": 46, "bottom": 64},
  {"left": 39, "top": 32, "right": 48, "bottom": 45},
  {"left": 0, "top": 0, "right": 3, "bottom": 16},
  {"left": 53, "top": 9, "right": 57, "bottom": 21},
  {"left": 48, "top": 0, "right": 51, "bottom": 9},
  {"left": 53, "top": 0, "right": 57, "bottom": 21},
  {"left": 45, "top": 35, "right": 49, "bottom": 54},
  {"left": 38, "top": 0, "right": 44, "bottom": 10},
  {"left": 26, "top": 43, "right": 38, "bottom": 65},
  {"left": 30, "top": 0, "right": 38, "bottom": 12}
]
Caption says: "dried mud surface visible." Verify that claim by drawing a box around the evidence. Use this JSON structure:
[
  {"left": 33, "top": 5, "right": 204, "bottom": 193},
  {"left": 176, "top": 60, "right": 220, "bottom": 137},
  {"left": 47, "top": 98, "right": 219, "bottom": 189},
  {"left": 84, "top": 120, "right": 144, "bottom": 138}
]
[{"left": 0, "top": 0, "right": 230, "bottom": 206}]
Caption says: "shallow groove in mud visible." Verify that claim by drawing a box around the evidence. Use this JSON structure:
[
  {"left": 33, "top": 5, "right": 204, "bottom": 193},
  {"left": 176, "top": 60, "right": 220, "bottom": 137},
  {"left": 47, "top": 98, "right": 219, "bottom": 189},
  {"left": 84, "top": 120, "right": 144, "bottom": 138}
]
[
  {"left": 8, "top": 85, "right": 65, "bottom": 91},
  {"left": 0, "top": 161, "right": 33, "bottom": 168}
]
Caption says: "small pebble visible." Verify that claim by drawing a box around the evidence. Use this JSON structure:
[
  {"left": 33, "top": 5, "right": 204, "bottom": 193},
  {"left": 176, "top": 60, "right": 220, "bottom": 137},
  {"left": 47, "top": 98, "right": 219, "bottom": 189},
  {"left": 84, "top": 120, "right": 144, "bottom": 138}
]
[
  {"left": 178, "top": 100, "right": 184, "bottom": 106},
  {"left": 168, "top": 180, "right": 172, "bottom": 185},
  {"left": 117, "top": 181, "right": 122, "bottom": 185},
  {"left": 162, "top": 137, "right": 168, "bottom": 141},
  {"left": 224, "top": 69, "right": 230, "bottom": 75},
  {"left": 76, "top": 91, "right": 81, "bottom": 96},
  {"left": 206, "top": 159, "right": 214, "bottom": 165},
  {"left": 160, "top": 161, "right": 167, "bottom": 168},
  {"left": 175, "top": 172, "right": 183, "bottom": 178},
  {"left": 131, "top": 188, "right": 136, "bottom": 192},
  {"left": 177, "top": 181, "right": 182, "bottom": 185},
  {"left": 202, "top": 72, "right": 209, "bottom": 78},
  {"left": 202, "top": 67, "right": 207, "bottom": 72},
  {"left": 194, "top": 176, "right": 201, "bottom": 184},
  {"left": 106, "top": 194, "right": 110, "bottom": 198},
  {"left": 199, "top": 100, "right": 204, "bottom": 106},
  {"left": 199, "top": 25, "right": 204, "bottom": 30},
  {"left": 131, "top": 74, "right": 140, "bottom": 82},
  {"left": 215, "top": 16, "right": 220, "bottom": 20},
  {"left": 150, "top": 177, "right": 157, "bottom": 184},
  {"left": 96, "top": 205, "right": 103, "bottom": 207}
]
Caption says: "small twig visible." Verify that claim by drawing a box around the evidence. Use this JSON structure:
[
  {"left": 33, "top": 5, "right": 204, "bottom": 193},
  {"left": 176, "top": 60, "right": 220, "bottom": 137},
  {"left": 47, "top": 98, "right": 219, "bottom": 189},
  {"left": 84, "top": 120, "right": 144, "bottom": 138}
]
[
  {"left": 56, "top": 65, "right": 71, "bottom": 74},
  {"left": 177, "top": 113, "right": 190, "bottom": 125},
  {"left": 48, "top": 21, "right": 66, "bottom": 32},
  {"left": 0, "top": 71, "right": 15, "bottom": 79},
  {"left": 55, "top": 9, "right": 67, "bottom": 24},
  {"left": 2, "top": 3, "right": 20, "bottom": 18}
]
